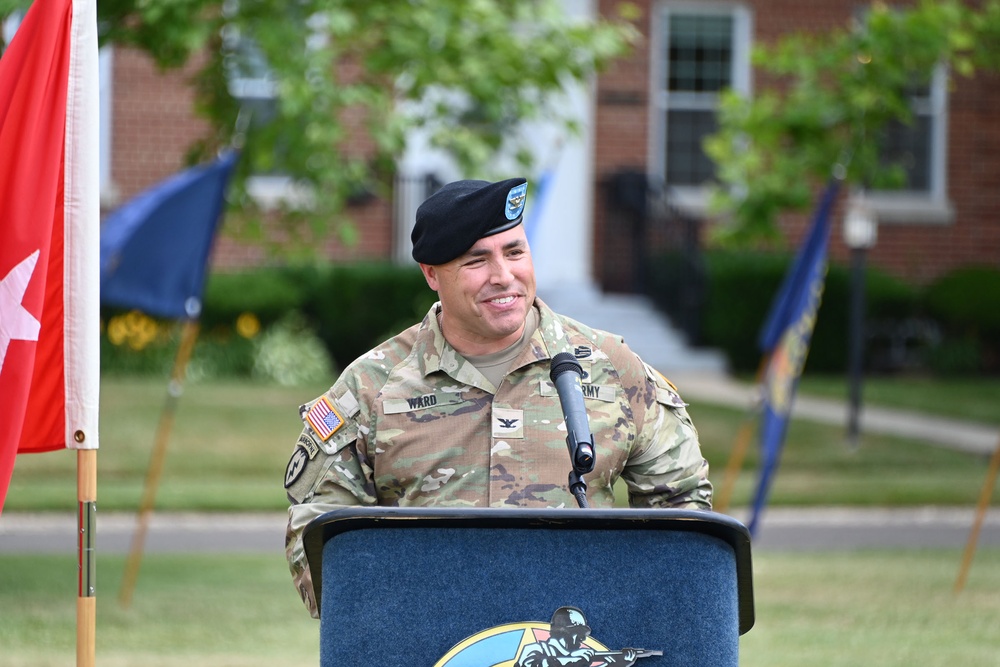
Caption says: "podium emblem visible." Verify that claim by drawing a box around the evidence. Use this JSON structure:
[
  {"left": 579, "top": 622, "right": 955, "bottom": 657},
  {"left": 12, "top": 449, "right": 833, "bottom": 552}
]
[{"left": 434, "top": 606, "right": 662, "bottom": 666}]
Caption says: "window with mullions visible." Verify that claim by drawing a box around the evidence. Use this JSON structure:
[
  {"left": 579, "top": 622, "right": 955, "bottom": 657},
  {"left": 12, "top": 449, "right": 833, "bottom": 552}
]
[
  {"left": 874, "top": 69, "right": 945, "bottom": 199},
  {"left": 220, "top": 5, "right": 318, "bottom": 208},
  {"left": 856, "top": 4, "right": 951, "bottom": 223},
  {"left": 881, "top": 114, "right": 932, "bottom": 192},
  {"left": 655, "top": 4, "right": 751, "bottom": 196},
  {"left": 865, "top": 75, "right": 953, "bottom": 224},
  {"left": 223, "top": 27, "right": 279, "bottom": 130}
]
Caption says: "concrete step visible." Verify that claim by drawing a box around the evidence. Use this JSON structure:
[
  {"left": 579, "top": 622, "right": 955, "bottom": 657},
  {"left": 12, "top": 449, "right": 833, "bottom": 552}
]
[{"left": 537, "top": 287, "right": 728, "bottom": 375}]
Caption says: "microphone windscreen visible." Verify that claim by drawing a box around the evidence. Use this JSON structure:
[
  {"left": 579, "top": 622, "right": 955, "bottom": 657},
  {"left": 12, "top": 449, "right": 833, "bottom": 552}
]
[{"left": 549, "top": 352, "right": 582, "bottom": 382}]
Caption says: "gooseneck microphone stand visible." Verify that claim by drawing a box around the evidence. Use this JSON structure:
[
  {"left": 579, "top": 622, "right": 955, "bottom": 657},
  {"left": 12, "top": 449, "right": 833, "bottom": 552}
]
[
  {"left": 568, "top": 461, "right": 592, "bottom": 508},
  {"left": 549, "top": 352, "right": 596, "bottom": 508}
]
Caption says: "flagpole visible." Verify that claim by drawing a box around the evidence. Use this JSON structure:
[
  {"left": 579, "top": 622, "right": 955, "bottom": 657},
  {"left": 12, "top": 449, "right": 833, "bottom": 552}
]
[
  {"left": 119, "top": 318, "right": 200, "bottom": 608},
  {"left": 715, "top": 356, "right": 768, "bottom": 513},
  {"left": 101, "top": 149, "right": 237, "bottom": 607},
  {"left": 954, "top": 436, "right": 1000, "bottom": 594},
  {"left": 77, "top": 448, "right": 97, "bottom": 667}
]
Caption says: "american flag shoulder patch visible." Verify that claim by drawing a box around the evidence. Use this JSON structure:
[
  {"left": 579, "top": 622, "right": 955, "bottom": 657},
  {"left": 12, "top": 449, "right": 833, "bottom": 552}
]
[{"left": 305, "top": 396, "right": 345, "bottom": 440}]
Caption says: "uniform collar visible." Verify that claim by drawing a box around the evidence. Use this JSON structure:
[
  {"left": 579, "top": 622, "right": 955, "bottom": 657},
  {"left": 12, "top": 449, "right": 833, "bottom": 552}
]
[{"left": 413, "top": 298, "right": 576, "bottom": 380}]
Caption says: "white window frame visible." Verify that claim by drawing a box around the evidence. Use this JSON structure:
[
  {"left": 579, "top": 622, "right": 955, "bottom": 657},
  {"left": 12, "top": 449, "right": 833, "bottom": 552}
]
[
  {"left": 221, "top": 6, "right": 327, "bottom": 210},
  {"left": 861, "top": 63, "right": 954, "bottom": 225},
  {"left": 649, "top": 1, "right": 753, "bottom": 216},
  {"left": 221, "top": 20, "right": 292, "bottom": 209}
]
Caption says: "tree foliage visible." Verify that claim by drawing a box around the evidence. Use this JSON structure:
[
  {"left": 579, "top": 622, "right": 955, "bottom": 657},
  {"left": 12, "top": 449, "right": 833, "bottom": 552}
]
[
  {"left": 1, "top": 0, "right": 638, "bottom": 243},
  {"left": 3, "top": 0, "right": 638, "bottom": 244},
  {"left": 704, "top": 0, "right": 1000, "bottom": 245}
]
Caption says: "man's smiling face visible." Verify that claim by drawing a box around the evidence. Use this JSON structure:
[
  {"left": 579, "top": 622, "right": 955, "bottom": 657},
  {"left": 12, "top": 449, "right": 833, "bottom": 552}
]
[{"left": 419, "top": 224, "right": 536, "bottom": 356}]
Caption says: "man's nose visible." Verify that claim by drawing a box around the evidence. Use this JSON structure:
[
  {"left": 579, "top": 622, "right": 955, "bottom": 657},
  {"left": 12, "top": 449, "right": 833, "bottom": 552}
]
[{"left": 489, "top": 258, "right": 514, "bottom": 284}]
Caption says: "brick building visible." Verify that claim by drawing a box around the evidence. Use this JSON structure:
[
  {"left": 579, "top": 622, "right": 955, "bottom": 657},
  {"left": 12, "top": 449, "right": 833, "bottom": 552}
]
[
  {"left": 590, "top": 0, "right": 1000, "bottom": 289},
  {"left": 103, "top": 1, "right": 999, "bottom": 288}
]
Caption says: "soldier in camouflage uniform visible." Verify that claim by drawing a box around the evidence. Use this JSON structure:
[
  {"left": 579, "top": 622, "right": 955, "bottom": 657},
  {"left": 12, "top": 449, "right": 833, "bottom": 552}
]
[{"left": 284, "top": 178, "right": 712, "bottom": 617}]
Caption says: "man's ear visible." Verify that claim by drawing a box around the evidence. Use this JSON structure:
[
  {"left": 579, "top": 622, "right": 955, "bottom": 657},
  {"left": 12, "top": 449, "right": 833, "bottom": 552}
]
[{"left": 418, "top": 263, "right": 440, "bottom": 292}]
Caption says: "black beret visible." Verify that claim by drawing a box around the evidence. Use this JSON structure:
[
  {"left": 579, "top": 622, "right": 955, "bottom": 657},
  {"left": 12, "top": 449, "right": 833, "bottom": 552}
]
[{"left": 411, "top": 177, "right": 528, "bottom": 265}]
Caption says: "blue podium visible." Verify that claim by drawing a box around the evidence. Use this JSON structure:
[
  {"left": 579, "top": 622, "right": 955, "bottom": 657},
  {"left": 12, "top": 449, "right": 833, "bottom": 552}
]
[{"left": 303, "top": 507, "right": 754, "bottom": 666}]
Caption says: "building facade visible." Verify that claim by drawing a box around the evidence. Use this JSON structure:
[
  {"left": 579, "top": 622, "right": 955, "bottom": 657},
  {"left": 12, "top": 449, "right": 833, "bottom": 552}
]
[
  {"left": 591, "top": 0, "right": 1000, "bottom": 288},
  {"left": 103, "top": 0, "right": 999, "bottom": 287}
]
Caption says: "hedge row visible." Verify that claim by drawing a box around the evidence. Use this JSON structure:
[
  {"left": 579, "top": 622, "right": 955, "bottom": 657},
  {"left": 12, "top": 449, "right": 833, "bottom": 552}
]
[
  {"left": 103, "top": 258, "right": 999, "bottom": 379},
  {"left": 650, "top": 251, "right": 999, "bottom": 375},
  {"left": 101, "top": 262, "right": 435, "bottom": 379},
  {"left": 202, "top": 262, "right": 436, "bottom": 371}
]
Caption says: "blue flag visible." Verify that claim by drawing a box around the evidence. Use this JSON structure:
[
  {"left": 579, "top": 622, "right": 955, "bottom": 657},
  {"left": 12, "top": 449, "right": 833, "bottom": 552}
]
[
  {"left": 747, "top": 182, "right": 839, "bottom": 536},
  {"left": 100, "top": 151, "right": 238, "bottom": 319},
  {"left": 523, "top": 168, "right": 554, "bottom": 249}
]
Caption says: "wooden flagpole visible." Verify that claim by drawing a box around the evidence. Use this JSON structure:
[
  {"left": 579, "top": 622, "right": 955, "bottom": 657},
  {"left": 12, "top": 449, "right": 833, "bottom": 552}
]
[
  {"left": 953, "top": 435, "right": 1000, "bottom": 594},
  {"left": 77, "top": 448, "right": 97, "bottom": 667},
  {"left": 715, "top": 355, "right": 768, "bottom": 513},
  {"left": 118, "top": 319, "right": 200, "bottom": 607}
]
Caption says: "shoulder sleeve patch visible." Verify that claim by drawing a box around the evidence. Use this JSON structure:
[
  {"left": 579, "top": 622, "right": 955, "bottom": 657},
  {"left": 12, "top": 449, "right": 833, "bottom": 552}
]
[
  {"left": 284, "top": 447, "right": 311, "bottom": 488},
  {"left": 305, "top": 396, "right": 345, "bottom": 441}
]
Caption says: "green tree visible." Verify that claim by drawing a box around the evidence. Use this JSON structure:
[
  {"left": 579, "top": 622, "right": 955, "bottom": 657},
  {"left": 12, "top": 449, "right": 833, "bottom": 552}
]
[
  {"left": 2, "top": 0, "right": 638, "bottom": 245},
  {"left": 704, "top": 0, "right": 1000, "bottom": 245}
]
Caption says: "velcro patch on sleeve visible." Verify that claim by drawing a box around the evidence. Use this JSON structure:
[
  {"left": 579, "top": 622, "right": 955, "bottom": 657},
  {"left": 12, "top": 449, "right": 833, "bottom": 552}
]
[{"left": 337, "top": 389, "right": 360, "bottom": 418}]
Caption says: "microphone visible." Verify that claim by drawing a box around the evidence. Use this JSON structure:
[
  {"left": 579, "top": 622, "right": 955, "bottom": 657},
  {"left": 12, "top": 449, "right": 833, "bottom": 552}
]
[{"left": 549, "top": 352, "right": 595, "bottom": 474}]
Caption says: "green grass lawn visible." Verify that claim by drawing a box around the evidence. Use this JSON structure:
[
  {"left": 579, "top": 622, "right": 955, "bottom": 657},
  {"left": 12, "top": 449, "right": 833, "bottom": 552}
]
[
  {"left": 3, "top": 375, "right": 999, "bottom": 666},
  {"left": 740, "top": 548, "right": 1000, "bottom": 667},
  {"left": 5, "top": 375, "right": 998, "bottom": 512},
  {"left": 0, "top": 553, "right": 317, "bottom": 667},
  {"left": 0, "top": 549, "right": 997, "bottom": 667},
  {"left": 796, "top": 374, "right": 1000, "bottom": 426},
  {"left": 5, "top": 378, "right": 328, "bottom": 512}
]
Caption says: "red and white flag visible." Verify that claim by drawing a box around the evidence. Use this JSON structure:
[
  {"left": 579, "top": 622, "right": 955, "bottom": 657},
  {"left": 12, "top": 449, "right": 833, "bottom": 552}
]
[{"left": 0, "top": 0, "right": 100, "bottom": 512}]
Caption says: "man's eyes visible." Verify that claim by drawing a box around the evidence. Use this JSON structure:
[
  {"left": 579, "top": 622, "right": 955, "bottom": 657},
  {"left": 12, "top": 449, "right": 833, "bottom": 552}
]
[{"left": 462, "top": 249, "right": 525, "bottom": 266}]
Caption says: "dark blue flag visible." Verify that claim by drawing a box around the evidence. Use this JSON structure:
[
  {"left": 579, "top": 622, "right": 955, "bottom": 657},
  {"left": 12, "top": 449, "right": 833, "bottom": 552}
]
[
  {"left": 100, "top": 151, "right": 238, "bottom": 319},
  {"left": 747, "top": 182, "right": 839, "bottom": 536}
]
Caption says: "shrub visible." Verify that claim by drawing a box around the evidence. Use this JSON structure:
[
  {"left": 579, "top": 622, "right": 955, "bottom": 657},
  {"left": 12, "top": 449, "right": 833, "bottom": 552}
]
[
  {"left": 692, "top": 250, "right": 921, "bottom": 374},
  {"left": 100, "top": 263, "right": 438, "bottom": 379},
  {"left": 100, "top": 310, "right": 179, "bottom": 376},
  {"left": 186, "top": 330, "right": 257, "bottom": 381},
  {"left": 924, "top": 338, "right": 983, "bottom": 376},
  {"left": 923, "top": 266, "right": 1000, "bottom": 374},
  {"left": 304, "top": 262, "right": 437, "bottom": 369},
  {"left": 200, "top": 266, "right": 315, "bottom": 329},
  {"left": 252, "top": 312, "right": 335, "bottom": 386},
  {"left": 924, "top": 266, "right": 1000, "bottom": 334},
  {"left": 699, "top": 251, "right": 789, "bottom": 372},
  {"left": 810, "top": 264, "right": 919, "bottom": 373},
  {"left": 100, "top": 309, "right": 259, "bottom": 379}
]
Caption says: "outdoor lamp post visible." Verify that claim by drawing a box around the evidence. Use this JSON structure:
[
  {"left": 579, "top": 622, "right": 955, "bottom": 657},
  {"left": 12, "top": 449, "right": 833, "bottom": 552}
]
[{"left": 843, "top": 197, "right": 878, "bottom": 447}]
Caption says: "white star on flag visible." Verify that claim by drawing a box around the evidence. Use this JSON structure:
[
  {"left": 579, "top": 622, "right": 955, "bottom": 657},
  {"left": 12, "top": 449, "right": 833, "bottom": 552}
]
[{"left": 0, "top": 250, "right": 41, "bottom": 373}]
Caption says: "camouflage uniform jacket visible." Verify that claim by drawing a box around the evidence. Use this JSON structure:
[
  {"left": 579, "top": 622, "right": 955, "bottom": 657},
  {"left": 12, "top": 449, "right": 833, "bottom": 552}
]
[{"left": 284, "top": 298, "right": 712, "bottom": 616}]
